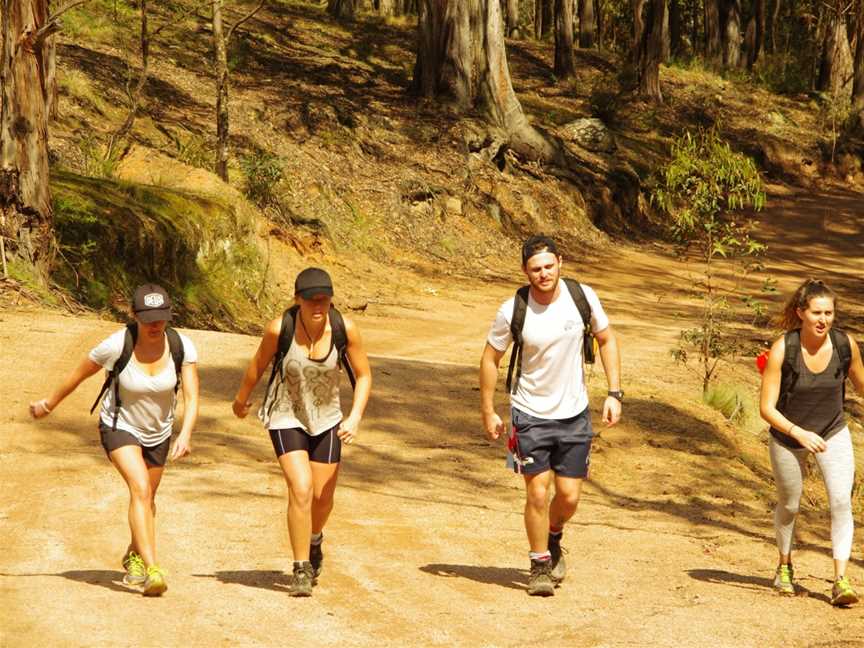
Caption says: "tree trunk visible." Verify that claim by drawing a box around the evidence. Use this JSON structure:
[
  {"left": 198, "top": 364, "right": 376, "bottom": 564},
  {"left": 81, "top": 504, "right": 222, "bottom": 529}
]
[
  {"left": 669, "top": 0, "right": 681, "bottom": 57},
  {"left": 328, "top": 0, "right": 357, "bottom": 19},
  {"left": 638, "top": 0, "right": 665, "bottom": 101},
  {"left": 766, "top": 0, "right": 780, "bottom": 54},
  {"left": 704, "top": 0, "right": 721, "bottom": 64},
  {"left": 107, "top": 0, "right": 149, "bottom": 159},
  {"left": 579, "top": 0, "right": 595, "bottom": 47},
  {"left": 751, "top": 0, "right": 764, "bottom": 67},
  {"left": 555, "top": 0, "right": 576, "bottom": 76},
  {"left": 661, "top": 0, "right": 670, "bottom": 61},
  {"left": 505, "top": 0, "right": 520, "bottom": 37},
  {"left": 44, "top": 3, "right": 56, "bottom": 121},
  {"left": 213, "top": 0, "right": 229, "bottom": 182},
  {"left": 720, "top": 0, "right": 741, "bottom": 68},
  {"left": 853, "top": 0, "right": 864, "bottom": 109},
  {"left": 0, "top": 0, "right": 53, "bottom": 280},
  {"left": 817, "top": 8, "right": 853, "bottom": 97},
  {"left": 596, "top": 0, "right": 604, "bottom": 49},
  {"left": 632, "top": 0, "right": 647, "bottom": 63}
]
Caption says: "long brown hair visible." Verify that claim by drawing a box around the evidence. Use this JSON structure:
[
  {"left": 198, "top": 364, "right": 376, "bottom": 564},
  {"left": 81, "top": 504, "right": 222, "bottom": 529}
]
[{"left": 779, "top": 279, "right": 837, "bottom": 331}]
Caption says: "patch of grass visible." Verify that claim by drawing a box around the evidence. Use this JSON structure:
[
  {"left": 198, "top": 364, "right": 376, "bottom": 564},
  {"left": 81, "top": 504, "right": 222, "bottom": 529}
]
[
  {"left": 62, "top": 0, "right": 137, "bottom": 46},
  {"left": 703, "top": 382, "right": 759, "bottom": 430},
  {"left": 57, "top": 69, "right": 111, "bottom": 116},
  {"left": 51, "top": 169, "right": 270, "bottom": 331}
]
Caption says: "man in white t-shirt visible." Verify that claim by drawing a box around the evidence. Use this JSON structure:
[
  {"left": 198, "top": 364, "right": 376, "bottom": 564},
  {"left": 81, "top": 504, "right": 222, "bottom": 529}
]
[{"left": 480, "top": 235, "right": 622, "bottom": 596}]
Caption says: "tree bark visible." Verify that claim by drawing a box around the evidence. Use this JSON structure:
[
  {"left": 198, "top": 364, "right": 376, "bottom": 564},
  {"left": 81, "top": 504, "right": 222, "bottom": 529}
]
[
  {"left": 0, "top": 0, "right": 54, "bottom": 280},
  {"left": 328, "top": 0, "right": 357, "bottom": 19},
  {"left": 661, "top": 0, "right": 670, "bottom": 61},
  {"left": 854, "top": 0, "right": 864, "bottom": 109},
  {"left": 637, "top": 0, "right": 665, "bottom": 100},
  {"left": 817, "top": 7, "right": 853, "bottom": 97},
  {"left": 704, "top": 0, "right": 721, "bottom": 64},
  {"left": 720, "top": 0, "right": 741, "bottom": 68},
  {"left": 750, "top": 0, "right": 764, "bottom": 68},
  {"left": 505, "top": 0, "right": 520, "bottom": 37},
  {"left": 766, "top": 0, "right": 780, "bottom": 54},
  {"left": 555, "top": 0, "right": 576, "bottom": 77},
  {"left": 631, "top": 0, "right": 647, "bottom": 63},
  {"left": 107, "top": 0, "right": 149, "bottom": 159},
  {"left": 669, "top": 0, "right": 681, "bottom": 57},
  {"left": 579, "top": 0, "right": 595, "bottom": 47},
  {"left": 213, "top": 0, "right": 229, "bottom": 181}
]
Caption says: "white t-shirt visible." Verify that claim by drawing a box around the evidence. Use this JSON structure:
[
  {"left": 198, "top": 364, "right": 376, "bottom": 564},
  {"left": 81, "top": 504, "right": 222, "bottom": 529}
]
[
  {"left": 89, "top": 329, "right": 198, "bottom": 446},
  {"left": 487, "top": 283, "right": 609, "bottom": 420}
]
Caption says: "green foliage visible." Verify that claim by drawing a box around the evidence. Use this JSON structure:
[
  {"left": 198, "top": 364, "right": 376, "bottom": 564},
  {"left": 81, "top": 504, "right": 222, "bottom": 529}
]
[
  {"left": 240, "top": 151, "right": 284, "bottom": 208},
  {"left": 654, "top": 128, "right": 766, "bottom": 393},
  {"left": 172, "top": 133, "right": 213, "bottom": 170},
  {"left": 73, "top": 133, "right": 121, "bottom": 179},
  {"left": 703, "top": 382, "right": 758, "bottom": 428},
  {"left": 51, "top": 170, "right": 270, "bottom": 331}
]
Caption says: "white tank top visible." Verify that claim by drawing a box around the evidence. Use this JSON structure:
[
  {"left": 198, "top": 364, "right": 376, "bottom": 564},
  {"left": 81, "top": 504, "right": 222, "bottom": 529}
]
[{"left": 259, "top": 335, "right": 343, "bottom": 435}]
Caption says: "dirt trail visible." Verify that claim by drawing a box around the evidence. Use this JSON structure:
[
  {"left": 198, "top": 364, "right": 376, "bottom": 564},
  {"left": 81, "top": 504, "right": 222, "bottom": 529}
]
[{"left": 2, "top": 188, "right": 864, "bottom": 647}]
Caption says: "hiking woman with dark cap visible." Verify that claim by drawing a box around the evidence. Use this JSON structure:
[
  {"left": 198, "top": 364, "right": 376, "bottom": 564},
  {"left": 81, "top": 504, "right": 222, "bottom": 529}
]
[
  {"left": 232, "top": 267, "right": 372, "bottom": 597},
  {"left": 760, "top": 278, "right": 864, "bottom": 606},
  {"left": 28, "top": 284, "right": 199, "bottom": 596}
]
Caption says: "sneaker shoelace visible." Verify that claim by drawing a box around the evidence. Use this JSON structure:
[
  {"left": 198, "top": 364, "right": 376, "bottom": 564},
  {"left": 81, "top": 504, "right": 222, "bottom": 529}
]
[{"left": 125, "top": 553, "right": 146, "bottom": 577}]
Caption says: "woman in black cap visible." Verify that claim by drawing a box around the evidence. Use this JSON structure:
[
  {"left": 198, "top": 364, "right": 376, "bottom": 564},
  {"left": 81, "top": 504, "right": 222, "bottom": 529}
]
[
  {"left": 233, "top": 267, "right": 372, "bottom": 597},
  {"left": 29, "top": 284, "right": 199, "bottom": 596}
]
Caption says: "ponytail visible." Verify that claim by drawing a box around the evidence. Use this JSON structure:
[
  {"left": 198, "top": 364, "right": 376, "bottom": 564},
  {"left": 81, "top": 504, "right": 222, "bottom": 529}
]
[{"left": 778, "top": 279, "right": 837, "bottom": 331}]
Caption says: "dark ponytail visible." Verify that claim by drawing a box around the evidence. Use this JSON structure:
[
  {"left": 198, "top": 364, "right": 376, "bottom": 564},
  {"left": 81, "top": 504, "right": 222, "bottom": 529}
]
[{"left": 779, "top": 279, "right": 837, "bottom": 331}]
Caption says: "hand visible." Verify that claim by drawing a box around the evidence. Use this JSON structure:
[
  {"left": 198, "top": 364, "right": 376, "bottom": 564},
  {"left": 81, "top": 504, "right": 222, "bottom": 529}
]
[
  {"left": 29, "top": 399, "right": 53, "bottom": 419},
  {"left": 170, "top": 432, "right": 192, "bottom": 460},
  {"left": 602, "top": 396, "right": 622, "bottom": 427},
  {"left": 483, "top": 411, "right": 505, "bottom": 441},
  {"left": 791, "top": 427, "right": 826, "bottom": 453},
  {"left": 337, "top": 416, "right": 360, "bottom": 445},
  {"left": 232, "top": 398, "right": 253, "bottom": 418}
]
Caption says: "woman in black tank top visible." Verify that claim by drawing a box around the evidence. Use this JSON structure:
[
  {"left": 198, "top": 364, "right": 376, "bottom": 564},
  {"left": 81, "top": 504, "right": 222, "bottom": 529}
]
[{"left": 759, "top": 279, "right": 864, "bottom": 606}]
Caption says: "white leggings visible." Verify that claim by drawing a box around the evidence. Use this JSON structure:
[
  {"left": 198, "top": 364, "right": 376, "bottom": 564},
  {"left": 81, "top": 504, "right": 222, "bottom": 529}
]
[{"left": 769, "top": 426, "right": 855, "bottom": 561}]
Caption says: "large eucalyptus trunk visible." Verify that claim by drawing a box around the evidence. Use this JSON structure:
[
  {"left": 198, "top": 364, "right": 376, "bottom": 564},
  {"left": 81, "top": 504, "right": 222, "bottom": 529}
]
[
  {"left": 579, "top": 0, "right": 595, "bottom": 47},
  {"left": 213, "top": 0, "right": 229, "bottom": 182},
  {"left": 637, "top": 0, "right": 666, "bottom": 100},
  {"left": 631, "top": 0, "right": 647, "bottom": 62},
  {"left": 554, "top": 0, "right": 576, "bottom": 77},
  {"left": 817, "top": 8, "right": 853, "bottom": 97},
  {"left": 704, "top": 0, "right": 721, "bottom": 64},
  {"left": 720, "top": 0, "right": 741, "bottom": 68},
  {"left": 0, "top": 0, "right": 54, "bottom": 279}
]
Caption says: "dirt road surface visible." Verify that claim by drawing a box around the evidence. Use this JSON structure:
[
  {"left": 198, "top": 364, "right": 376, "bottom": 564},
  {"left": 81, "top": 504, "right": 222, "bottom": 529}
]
[{"left": 2, "top": 187, "right": 863, "bottom": 647}]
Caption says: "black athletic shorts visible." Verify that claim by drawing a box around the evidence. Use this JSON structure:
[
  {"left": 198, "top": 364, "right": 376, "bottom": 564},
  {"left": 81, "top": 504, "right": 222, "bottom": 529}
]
[
  {"left": 99, "top": 422, "right": 171, "bottom": 467},
  {"left": 509, "top": 407, "right": 593, "bottom": 478},
  {"left": 269, "top": 423, "right": 342, "bottom": 464}
]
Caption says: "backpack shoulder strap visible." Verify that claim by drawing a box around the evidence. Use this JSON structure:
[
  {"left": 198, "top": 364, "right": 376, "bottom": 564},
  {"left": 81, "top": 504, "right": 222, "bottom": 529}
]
[
  {"left": 165, "top": 327, "right": 185, "bottom": 392},
  {"left": 90, "top": 325, "right": 136, "bottom": 414},
  {"left": 505, "top": 286, "right": 530, "bottom": 394},
  {"left": 778, "top": 329, "right": 801, "bottom": 410},
  {"left": 263, "top": 306, "right": 299, "bottom": 406},
  {"left": 563, "top": 278, "right": 592, "bottom": 327},
  {"left": 830, "top": 328, "right": 852, "bottom": 377},
  {"left": 328, "top": 306, "right": 356, "bottom": 389}
]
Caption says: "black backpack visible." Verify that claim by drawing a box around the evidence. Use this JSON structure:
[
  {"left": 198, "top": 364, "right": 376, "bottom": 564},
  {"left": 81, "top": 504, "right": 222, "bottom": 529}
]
[
  {"left": 90, "top": 323, "right": 185, "bottom": 431},
  {"left": 778, "top": 327, "right": 852, "bottom": 411},
  {"left": 505, "top": 278, "right": 594, "bottom": 394},
  {"left": 262, "top": 305, "right": 356, "bottom": 419}
]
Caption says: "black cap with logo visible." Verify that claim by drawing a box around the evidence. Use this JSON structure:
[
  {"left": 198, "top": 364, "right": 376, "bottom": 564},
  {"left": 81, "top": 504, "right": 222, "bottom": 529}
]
[
  {"left": 294, "top": 267, "right": 334, "bottom": 299},
  {"left": 132, "top": 284, "right": 173, "bottom": 323}
]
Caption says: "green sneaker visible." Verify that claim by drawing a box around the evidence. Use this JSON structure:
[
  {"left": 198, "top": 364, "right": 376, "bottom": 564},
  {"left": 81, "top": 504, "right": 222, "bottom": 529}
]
[
  {"left": 773, "top": 564, "right": 795, "bottom": 595},
  {"left": 831, "top": 577, "right": 859, "bottom": 607},
  {"left": 142, "top": 566, "right": 168, "bottom": 597},
  {"left": 122, "top": 551, "right": 147, "bottom": 587}
]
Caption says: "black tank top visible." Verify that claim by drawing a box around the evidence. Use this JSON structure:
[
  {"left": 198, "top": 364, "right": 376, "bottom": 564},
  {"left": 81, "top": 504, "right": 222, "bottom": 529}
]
[{"left": 770, "top": 343, "right": 846, "bottom": 449}]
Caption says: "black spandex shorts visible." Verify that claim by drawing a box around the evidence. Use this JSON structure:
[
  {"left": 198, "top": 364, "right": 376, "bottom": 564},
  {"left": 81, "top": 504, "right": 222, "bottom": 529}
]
[
  {"left": 509, "top": 407, "right": 593, "bottom": 478},
  {"left": 269, "top": 423, "right": 342, "bottom": 464},
  {"left": 99, "top": 422, "right": 171, "bottom": 467}
]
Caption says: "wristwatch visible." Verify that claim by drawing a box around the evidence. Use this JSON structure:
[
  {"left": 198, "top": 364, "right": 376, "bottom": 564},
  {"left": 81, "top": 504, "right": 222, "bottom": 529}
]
[{"left": 607, "top": 390, "right": 624, "bottom": 403}]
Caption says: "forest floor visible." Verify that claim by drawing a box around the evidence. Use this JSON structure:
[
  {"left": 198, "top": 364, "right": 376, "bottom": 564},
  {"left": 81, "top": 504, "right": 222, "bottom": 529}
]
[{"left": 2, "top": 184, "right": 863, "bottom": 647}]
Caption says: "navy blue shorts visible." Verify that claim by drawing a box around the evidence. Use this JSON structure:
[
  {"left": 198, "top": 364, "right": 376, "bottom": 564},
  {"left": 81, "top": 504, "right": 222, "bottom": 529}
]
[
  {"left": 269, "top": 423, "right": 342, "bottom": 464},
  {"left": 509, "top": 407, "right": 593, "bottom": 478}
]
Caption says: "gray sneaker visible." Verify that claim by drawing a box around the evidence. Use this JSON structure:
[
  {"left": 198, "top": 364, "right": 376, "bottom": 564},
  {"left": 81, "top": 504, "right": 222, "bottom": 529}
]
[
  {"left": 527, "top": 559, "right": 555, "bottom": 597},
  {"left": 289, "top": 562, "right": 314, "bottom": 597},
  {"left": 121, "top": 551, "right": 147, "bottom": 587},
  {"left": 548, "top": 534, "right": 566, "bottom": 584}
]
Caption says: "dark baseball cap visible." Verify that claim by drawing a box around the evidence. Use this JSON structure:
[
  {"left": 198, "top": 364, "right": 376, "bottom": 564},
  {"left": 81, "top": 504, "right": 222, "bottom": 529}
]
[
  {"left": 132, "top": 283, "right": 172, "bottom": 323},
  {"left": 521, "top": 235, "right": 559, "bottom": 265},
  {"left": 294, "top": 267, "right": 334, "bottom": 299}
]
